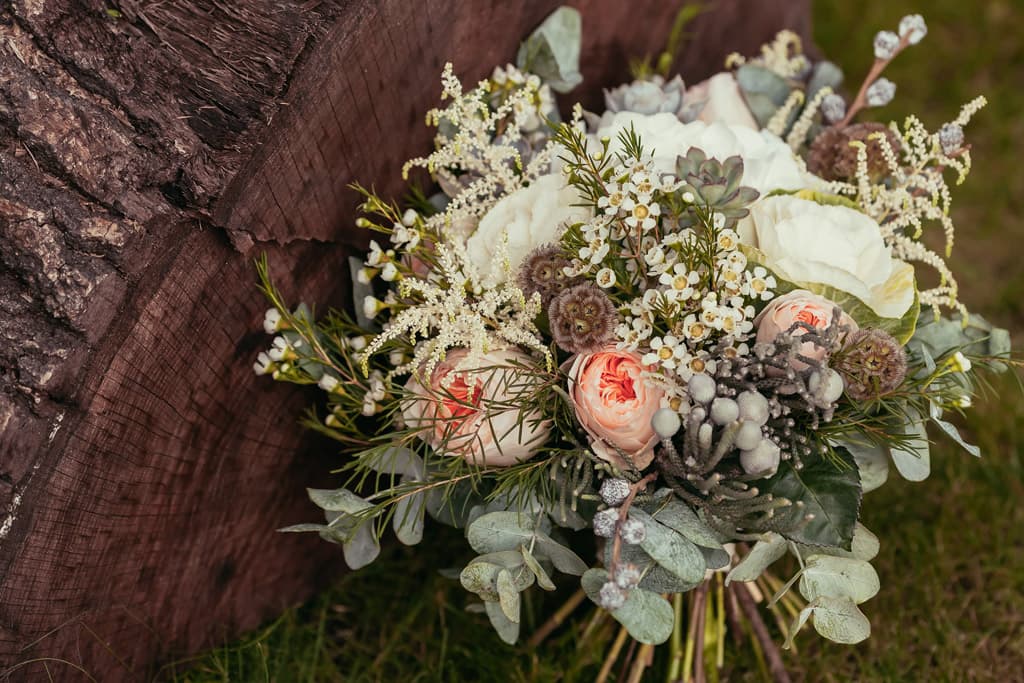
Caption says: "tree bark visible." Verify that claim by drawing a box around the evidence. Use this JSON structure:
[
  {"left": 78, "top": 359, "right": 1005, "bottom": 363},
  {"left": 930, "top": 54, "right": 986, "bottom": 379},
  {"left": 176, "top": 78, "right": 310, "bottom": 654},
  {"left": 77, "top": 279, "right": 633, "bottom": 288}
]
[{"left": 0, "top": 1, "right": 812, "bottom": 679}]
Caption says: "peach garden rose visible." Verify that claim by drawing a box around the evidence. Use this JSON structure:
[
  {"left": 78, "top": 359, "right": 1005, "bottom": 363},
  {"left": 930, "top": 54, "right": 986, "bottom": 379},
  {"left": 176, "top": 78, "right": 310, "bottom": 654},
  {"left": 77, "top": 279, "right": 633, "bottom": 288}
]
[
  {"left": 755, "top": 290, "right": 858, "bottom": 371},
  {"left": 566, "top": 347, "right": 665, "bottom": 471},
  {"left": 402, "top": 348, "right": 550, "bottom": 467}
]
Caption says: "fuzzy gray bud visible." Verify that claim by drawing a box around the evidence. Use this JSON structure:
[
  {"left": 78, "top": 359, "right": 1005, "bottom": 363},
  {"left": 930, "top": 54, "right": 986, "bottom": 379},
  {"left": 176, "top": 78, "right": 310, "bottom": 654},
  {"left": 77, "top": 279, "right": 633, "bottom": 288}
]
[
  {"left": 740, "top": 440, "right": 781, "bottom": 476},
  {"left": 734, "top": 420, "right": 763, "bottom": 451},
  {"left": 651, "top": 408, "right": 682, "bottom": 438},
  {"left": 736, "top": 391, "right": 769, "bottom": 425},
  {"left": 619, "top": 517, "right": 647, "bottom": 545},
  {"left": 593, "top": 507, "right": 619, "bottom": 538},
  {"left": 615, "top": 563, "right": 643, "bottom": 589},
  {"left": 873, "top": 30, "right": 900, "bottom": 60},
  {"left": 821, "top": 93, "right": 847, "bottom": 124},
  {"left": 939, "top": 123, "right": 965, "bottom": 155},
  {"left": 599, "top": 580, "right": 627, "bottom": 609},
  {"left": 898, "top": 14, "right": 927, "bottom": 45},
  {"left": 599, "top": 478, "right": 631, "bottom": 507},
  {"left": 710, "top": 397, "right": 740, "bottom": 426},
  {"left": 866, "top": 78, "right": 896, "bottom": 107}
]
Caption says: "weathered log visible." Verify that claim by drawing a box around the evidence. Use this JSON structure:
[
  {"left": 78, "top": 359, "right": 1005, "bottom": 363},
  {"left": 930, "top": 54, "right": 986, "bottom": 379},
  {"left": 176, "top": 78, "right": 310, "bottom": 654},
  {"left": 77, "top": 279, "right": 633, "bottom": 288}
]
[{"left": 0, "top": 1, "right": 812, "bottom": 679}]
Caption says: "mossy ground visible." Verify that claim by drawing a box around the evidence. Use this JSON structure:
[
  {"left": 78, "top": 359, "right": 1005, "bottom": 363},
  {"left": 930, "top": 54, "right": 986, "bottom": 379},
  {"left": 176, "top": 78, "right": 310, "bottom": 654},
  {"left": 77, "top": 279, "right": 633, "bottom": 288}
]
[{"left": 163, "top": 1, "right": 1024, "bottom": 680}]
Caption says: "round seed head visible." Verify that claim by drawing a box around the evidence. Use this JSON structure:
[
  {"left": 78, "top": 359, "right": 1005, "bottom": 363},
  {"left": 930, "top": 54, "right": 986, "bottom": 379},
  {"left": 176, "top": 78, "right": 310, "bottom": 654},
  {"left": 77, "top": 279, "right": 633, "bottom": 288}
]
[
  {"left": 599, "top": 478, "right": 631, "bottom": 507},
  {"left": 599, "top": 581, "right": 627, "bottom": 609},
  {"left": 740, "top": 440, "right": 781, "bottom": 476},
  {"left": 710, "top": 397, "right": 740, "bottom": 426},
  {"left": 688, "top": 373, "right": 717, "bottom": 404},
  {"left": 619, "top": 517, "right": 647, "bottom": 545},
  {"left": 736, "top": 391, "right": 770, "bottom": 425},
  {"left": 593, "top": 507, "right": 620, "bottom": 538},
  {"left": 651, "top": 407, "right": 682, "bottom": 438}
]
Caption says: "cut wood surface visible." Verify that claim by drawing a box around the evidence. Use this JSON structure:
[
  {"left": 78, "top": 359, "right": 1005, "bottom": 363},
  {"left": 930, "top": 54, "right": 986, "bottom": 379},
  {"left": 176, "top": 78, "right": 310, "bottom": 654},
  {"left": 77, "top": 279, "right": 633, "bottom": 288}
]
[{"left": 0, "top": 1, "right": 811, "bottom": 679}]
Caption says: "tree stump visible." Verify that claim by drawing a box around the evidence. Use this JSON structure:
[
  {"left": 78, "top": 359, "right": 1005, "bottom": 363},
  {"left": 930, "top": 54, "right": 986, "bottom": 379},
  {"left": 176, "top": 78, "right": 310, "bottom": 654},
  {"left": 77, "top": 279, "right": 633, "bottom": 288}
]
[{"left": 0, "top": 1, "right": 811, "bottom": 679}]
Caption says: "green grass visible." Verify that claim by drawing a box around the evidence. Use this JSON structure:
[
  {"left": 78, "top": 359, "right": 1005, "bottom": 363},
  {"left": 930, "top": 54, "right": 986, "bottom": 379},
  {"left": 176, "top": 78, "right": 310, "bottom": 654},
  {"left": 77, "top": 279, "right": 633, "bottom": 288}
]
[{"left": 166, "top": 1, "right": 1024, "bottom": 680}]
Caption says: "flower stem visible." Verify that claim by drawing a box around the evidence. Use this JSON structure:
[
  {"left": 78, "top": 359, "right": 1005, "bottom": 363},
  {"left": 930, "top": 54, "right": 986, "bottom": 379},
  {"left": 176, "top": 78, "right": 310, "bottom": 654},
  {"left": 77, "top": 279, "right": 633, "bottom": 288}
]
[
  {"left": 527, "top": 588, "right": 587, "bottom": 647},
  {"left": 595, "top": 625, "right": 629, "bottom": 683},
  {"left": 667, "top": 592, "right": 685, "bottom": 682}
]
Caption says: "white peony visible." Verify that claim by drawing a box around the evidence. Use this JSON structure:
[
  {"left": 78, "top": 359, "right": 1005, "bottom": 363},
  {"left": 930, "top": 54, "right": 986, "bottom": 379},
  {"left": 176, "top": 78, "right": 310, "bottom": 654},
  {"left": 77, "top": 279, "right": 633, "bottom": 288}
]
[
  {"left": 738, "top": 196, "right": 915, "bottom": 318},
  {"left": 465, "top": 173, "right": 589, "bottom": 282},
  {"left": 594, "top": 112, "right": 808, "bottom": 196},
  {"left": 685, "top": 72, "right": 759, "bottom": 129}
]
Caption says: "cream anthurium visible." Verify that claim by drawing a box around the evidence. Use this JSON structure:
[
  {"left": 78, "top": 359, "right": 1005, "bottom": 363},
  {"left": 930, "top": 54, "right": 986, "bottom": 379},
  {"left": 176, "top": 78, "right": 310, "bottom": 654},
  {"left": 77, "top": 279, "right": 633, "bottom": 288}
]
[
  {"left": 738, "top": 196, "right": 915, "bottom": 319},
  {"left": 465, "top": 173, "right": 590, "bottom": 282},
  {"left": 594, "top": 112, "right": 808, "bottom": 195}
]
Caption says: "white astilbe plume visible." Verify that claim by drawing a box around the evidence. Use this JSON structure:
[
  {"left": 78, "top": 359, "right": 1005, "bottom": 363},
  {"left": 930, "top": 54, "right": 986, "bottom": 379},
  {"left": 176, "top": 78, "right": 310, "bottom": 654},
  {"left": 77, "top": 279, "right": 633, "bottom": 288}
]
[
  {"left": 825, "top": 96, "right": 987, "bottom": 315},
  {"left": 402, "top": 63, "right": 555, "bottom": 221}
]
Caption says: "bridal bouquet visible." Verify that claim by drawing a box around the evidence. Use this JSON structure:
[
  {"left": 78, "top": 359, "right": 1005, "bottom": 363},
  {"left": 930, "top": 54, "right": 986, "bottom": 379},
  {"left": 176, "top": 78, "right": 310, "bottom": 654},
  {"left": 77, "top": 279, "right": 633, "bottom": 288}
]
[{"left": 255, "top": 7, "right": 1011, "bottom": 679}]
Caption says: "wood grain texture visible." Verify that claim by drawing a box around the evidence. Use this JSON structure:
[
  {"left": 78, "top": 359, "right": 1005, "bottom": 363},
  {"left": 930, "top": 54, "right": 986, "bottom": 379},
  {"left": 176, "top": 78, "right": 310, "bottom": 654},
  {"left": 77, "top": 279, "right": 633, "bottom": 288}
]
[{"left": 0, "top": 0, "right": 811, "bottom": 679}]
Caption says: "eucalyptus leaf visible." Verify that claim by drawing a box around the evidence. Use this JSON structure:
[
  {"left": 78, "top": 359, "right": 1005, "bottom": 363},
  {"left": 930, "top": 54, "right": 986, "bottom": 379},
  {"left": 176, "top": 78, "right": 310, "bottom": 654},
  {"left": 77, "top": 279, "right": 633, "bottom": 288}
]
[
  {"left": 485, "top": 600, "right": 520, "bottom": 644},
  {"left": 911, "top": 309, "right": 1013, "bottom": 367},
  {"left": 630, "top": 508, "right": 706, "bottom": 584},
  {"left": 425, "top": 478, "right": 479, "bottom": 528},
  {"left": 795, "top": 522, "right": 880, "bottom": 562},
  {"left": 521, "top": 547, "right": 556, "bottom": 591},
  {"left": 393, "top": 488, "right": 425, "bottom": 545},
  {"left": 496, "top": 569, "right": 522, "bottom": 623},
  {"left": 349, "top": 256, "right": 375, "bottom": 329},
  {"left": 534, "top": 535, "right": 588, "bottom": 576},
  {"left": 783, "top": 603, "right": 813, "bottom": 650},
  {"left": 341, "top": 523, "right": 380, "bottom": 570},
  {"left": 735, "top": 65, "right": 791, "bottom": 127},
  {"left": 278, "top": 523, "right": 330, "bottom": 534},
  {"left": 363, "top": 446, "right": 424, "bottom": 479},
  {"left": 582, "top": 569, "right": 675, "bottom": 644},
  {"left": 727, "top": 533, "right": 787, "bottom": 584},
  {"left": 460, "top": 561, "right": 502, "bottom": 601},
  {"left": 700, "top": 546, "right": 732, "bottom": 571},
  {"left": 809, "top": 596, "right": 872, "bottom": 644},
  {"left": 929, "top": 402, "right": 981, "bottom": 457},
  {"left": 889, "top": 412, "right": 930, "bottom": 481},
  {"left": 467, "top": 511, "right": 537, "bottom": 554},
  {"left": 308, "top": 487, "right": 374, "bottom": 515},
  {"left": 762, "top": 447, "right": 861, "bottom": 550},
  {"left": 608, "top": 543, "right": 697, "bottom": 593},
  {"left": 798, "top": 555, "right": 880, "bottom": 604},
  {"left": 648, "top": 496, "right": 724, "bottom": 550},
  {"left": 834, "top": 439, "right": 889, "bottom": 493},
  {"left": 516, "top": 6, "right": 582, "bottom": 93}
]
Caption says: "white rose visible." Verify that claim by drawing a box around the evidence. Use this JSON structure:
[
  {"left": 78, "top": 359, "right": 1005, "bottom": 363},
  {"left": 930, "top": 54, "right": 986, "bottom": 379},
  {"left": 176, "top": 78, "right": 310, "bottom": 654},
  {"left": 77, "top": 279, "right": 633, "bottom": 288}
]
[
  {"left": 738, "top": 196, "right": 915, "bottom": 318},
  {"left": 685, "top": 72, "right": 758, "bottom": 129},
  {"left": 595, "top": 112, "right": 806, "bottom": 195},
  {"left": 465, "top": 174, "right": 590, "bottom": 282}
]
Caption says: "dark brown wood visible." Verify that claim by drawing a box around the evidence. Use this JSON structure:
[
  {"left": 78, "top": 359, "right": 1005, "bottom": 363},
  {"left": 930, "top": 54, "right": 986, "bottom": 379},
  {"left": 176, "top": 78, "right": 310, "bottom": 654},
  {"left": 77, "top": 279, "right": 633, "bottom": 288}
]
[{"left": 0, "top": 1, "right": 811, "bottom": 679}]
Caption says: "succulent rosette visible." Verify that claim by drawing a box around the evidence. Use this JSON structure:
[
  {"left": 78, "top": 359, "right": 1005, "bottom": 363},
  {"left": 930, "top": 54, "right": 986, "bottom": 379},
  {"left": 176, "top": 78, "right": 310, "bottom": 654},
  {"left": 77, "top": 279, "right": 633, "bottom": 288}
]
[{"left": 254, "top": 5, "right": 1013, "bottom": 678}]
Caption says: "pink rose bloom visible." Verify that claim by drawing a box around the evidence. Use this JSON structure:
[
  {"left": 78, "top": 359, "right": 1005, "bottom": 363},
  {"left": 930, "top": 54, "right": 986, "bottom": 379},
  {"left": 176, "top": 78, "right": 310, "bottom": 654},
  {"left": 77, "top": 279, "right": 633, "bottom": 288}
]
[
  {"left": 685, "top": 72, "right": 758, "bottom": 130},
  {"left": 755, "top": 290, "right": 858, "bottom": 371},
  {"left": 402, "top": 348, "right": 550, "bottom": 467},
  {"left": 566, "top": 348, "right": 665, "bottom": 471}
]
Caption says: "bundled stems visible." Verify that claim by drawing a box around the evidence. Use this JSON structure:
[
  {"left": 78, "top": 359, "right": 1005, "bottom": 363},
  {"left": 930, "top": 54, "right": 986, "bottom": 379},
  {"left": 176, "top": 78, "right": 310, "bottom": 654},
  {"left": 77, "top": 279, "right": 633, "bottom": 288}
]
[{"left": 733, "top": 581, "right": 792, "bottom": 683}]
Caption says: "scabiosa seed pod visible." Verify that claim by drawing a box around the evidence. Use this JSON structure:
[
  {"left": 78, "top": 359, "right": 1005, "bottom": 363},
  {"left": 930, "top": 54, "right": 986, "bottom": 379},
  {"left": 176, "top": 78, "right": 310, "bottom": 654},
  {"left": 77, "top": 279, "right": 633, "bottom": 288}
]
[
  {"left": 939, "top": 123, "right": 965, "bottom": 155},
  {"left": 548, "top": 283, "right": 619, "bottom": 354},
  {"left": 866, "top": 78, "right": 897, "bottom": 107},
  {"left": 807, "top": 123, "right": 902, "bottom": 182},
  {"left": 600, "top": 478, "right": 631, "bottom": 506},
  {"left": 836, "top": 328, "right": 908, "bottom": 401},
  {"left": 593, "top": 507, "right": 620, "bottom": 538},
  {"left": 518, "top": 244, "right": 576, "bottom": 304},
  {"left": 599, "top": 581, "right": 627, "bottom": 609},
  {"left": 619, "top": 517, "right": 646, "bottom": 545}
]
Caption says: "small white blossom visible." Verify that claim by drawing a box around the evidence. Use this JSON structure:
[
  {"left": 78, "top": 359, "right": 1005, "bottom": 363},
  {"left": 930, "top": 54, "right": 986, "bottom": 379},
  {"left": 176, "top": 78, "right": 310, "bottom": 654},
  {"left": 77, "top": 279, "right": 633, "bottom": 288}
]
[
  {"left": 318, "top": 374, "right": 340, "bottom": 392},
  {"left": 253, "top": 351, "right": 273, "bottom": 375},
  {"left": 363, "top": 295, "right": 384, "bottom": 320},
  {"left": 263, "top": 308, "right": 283, "bottom": 334},
  {"left": 595, "top": 268, "right": 617, "bottom": 288}
]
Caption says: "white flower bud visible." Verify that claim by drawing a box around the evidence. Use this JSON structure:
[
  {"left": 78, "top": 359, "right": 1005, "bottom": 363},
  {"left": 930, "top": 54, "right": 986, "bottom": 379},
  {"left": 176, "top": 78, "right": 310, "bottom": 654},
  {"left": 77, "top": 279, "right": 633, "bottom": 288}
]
[
  {"left": 873, "top": 30, "right": 900, "bottom": 59},
  {"left": 740, "top": 440, "right": 781, "bottom": 475},
  {"left": 263, "top": 308, "right": 283, "bottom": 334},
  {"left": 363, "top": 295, "right": 383, "bottom": 320},
  {"left": 734, "top": 420, "right": 763, "bottom": 451},
  {"left": 348, "top": 335, "right": 368, "bottom": 351},
  {"left": 253, "top": 351, "right": 273, "bottom": 375},
  {"left": 615, "top": 563, "right": 642, "bottom": 589},
  {"left": 318, "top": 374, "right": 340, "bottom": 392},
  {"left": 599, "top": 478, "right": 631, "bottom": 506},
  {"left": 710, "top": 397, "right": 739, "bottom": 426},
  {"left": 401, "top": 208, "right": 418, "bottom": 226},
  {"left": 736, "top": 391, "right": 769, "bottom": 425},
  {"left": 952, "top": 351, "right": 972, "bottom": 373},
  {"left": 651, "top": 408, "right": 682, "bottom": 438},
  {"left": 595, "top": 267, "right": 617, "bottom": 288},
  {"left": 688, "top": 373, "right": 717, "bottom": 404},
  {"left": 357, "top": 267, "right": 374, "bottom": 285},
  {"left": 380, "top": 262, "right": 399, "bottom": 282},
  {"left": 898, "top": 14, "right": 927, "bottom": 44},
  {"left": 866, "top": 78, "right": 896, "bottom": 107}
]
